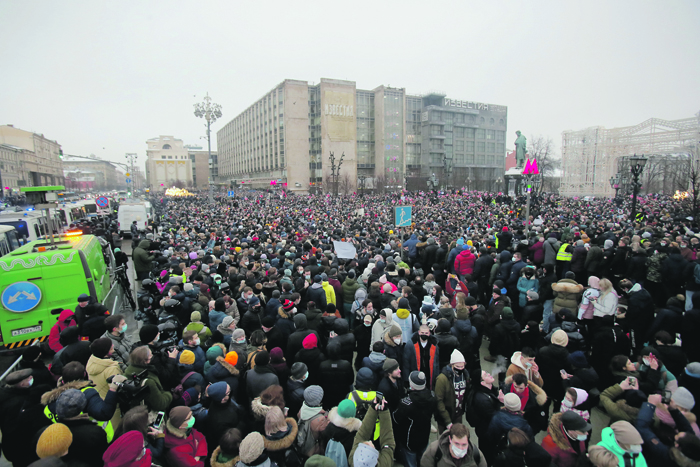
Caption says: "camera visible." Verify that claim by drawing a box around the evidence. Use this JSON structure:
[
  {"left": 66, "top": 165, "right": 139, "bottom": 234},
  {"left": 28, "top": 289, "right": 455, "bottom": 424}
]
[{"left": 107, "top": 369, "right": 151, "bottom": 413}]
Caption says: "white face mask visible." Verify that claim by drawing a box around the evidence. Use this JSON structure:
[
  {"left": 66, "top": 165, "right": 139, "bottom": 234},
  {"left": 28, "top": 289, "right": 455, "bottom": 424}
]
[
  {"left": 379, "top": 319, "right": 386, "bottom": 324},
  {"left": 643, "top": 358, "right": 651, "bottom": 366},
  {"left": 576, "top": 434, "right": 588, "bottom": 441},
  {"left": 562, "top": 399, "right": 573, "bottom": 408},
  {"left": 628, "top": 445, "right": 643, "bottom": 454},
  {"left": 393, "top": 337, "right": 401, "bottom": 345},
  {"left": 193, "top": 338, "right": 200, "bottom": 346},
  {"left": 451, "top": 445, "right": 467, "bottom": 458}
]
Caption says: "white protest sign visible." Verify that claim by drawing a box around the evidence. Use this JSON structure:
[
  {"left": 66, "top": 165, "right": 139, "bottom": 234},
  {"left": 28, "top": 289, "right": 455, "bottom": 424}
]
[{"left": 333, "top": 241, "right": 357, "bottom": 259}]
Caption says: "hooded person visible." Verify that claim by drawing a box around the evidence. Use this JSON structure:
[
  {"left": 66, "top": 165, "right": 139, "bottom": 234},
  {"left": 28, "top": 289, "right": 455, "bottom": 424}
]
[
  {"left": 541, "top": 411, "right": 592, "bottom": 467},
  {"left": 294, "top": 333, "right": 326, "bottom": 387},
  {"left": 164, "top": 406, "right": 208, "bottom": 467},
  {"left": 261, "top": 406, "right": 298, "bottom": 467},
  {"left": 596, "top": 420, "right": 647, "bottom": 467},
  {"left": 103, "top": 430, "right": 152, "bottom": 467},
  {"left": 371, "top": 309, "right": 396, "bottom": 349},
  {"left": 206, "top": 350, "right": 241, "bottom": 394},
  {"left": 246, "top": 351, "right": 281, "bottom": 400},
  {"left": 49, "top": 309, "right": 77, "bottom": 353},
  {"left": 205, "top": 343, "right": 228, "bottom": 375},
  {"left": 185, "top": 311, "right": 213, "bottom": 342},
  {"left": 394, "top": 298, "right": 419, "bottom": 343},
  {"left": 286, "top": 314, "right": 318, "bottom": 367}
]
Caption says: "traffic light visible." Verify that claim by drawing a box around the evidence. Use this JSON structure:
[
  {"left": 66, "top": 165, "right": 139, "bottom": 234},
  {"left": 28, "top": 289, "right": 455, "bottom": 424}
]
[{"left": 59, "top": 149, "right": 63, "bottom": 160}]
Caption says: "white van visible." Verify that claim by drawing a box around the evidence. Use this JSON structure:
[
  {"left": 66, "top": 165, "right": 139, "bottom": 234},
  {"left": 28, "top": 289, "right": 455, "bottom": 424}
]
[{"left": 118, "top": 203, "right": 150, "bottom": 236}]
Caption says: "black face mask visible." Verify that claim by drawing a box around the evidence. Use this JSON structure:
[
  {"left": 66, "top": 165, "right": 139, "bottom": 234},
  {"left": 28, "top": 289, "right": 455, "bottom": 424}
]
[{"left": 419, "top": 335, "right": 429, "bottom": 342}]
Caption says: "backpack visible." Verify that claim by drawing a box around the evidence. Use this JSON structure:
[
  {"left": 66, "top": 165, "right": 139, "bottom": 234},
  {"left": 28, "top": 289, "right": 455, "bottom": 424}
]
[
  {"left": 464, "top": 386, "right": 479, "bottom": 427},
  {"left": 350, "top": 390, "right": 373, "bottom": 421},
  {"left": 171, "top": 371, "right": 196, "bottom": 399},
  {"left": 694, "top": 263, "right": 700, "bottom": 284},
  {"left": 325, "top": 439, "right": 349, "bottom": 467},
  {"left": 295, "top": 412, "right": 325, "bottom": 459}
]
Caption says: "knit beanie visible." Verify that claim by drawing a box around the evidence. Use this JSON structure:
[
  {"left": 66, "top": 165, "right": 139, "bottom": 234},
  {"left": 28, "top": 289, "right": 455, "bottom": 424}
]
[
  {"left": 354, "top": 443, "right": 379, "bottom": 467},
  {"left": 90, "top": 337, "right": 113, "bottom": 359},
  {"left": 36, "top": 423, "right": 73, "bottom": 458},
  {"left": 672, "top": 387, "right": 696, "bottom": 411},
  {"left": 504, "top": 393, "right": 522, "bottom": 412},
  {"left": 224, "top": 351, "right": 238, "bottom": 366},
  {"left": 302, "top": 333, "right": 318, "bottom": 349},
  {"left": 179, "top": 350, "right": 195, "bottom": 365},
  {"left": 409, "top": 371, "right": 426, "bottom": 391},
  {"left": 139, "top": 324, "right": 160, "bottom": 344},
  {"left": 269, "top": 347, "right": 284, "bottom": 363},
  {"left": 102, "top": 430, "right": 150, "bottom": 467},
  {"left": 222, "top": 316, "right": 235, "bottom": 329},
  {"left": 168, "top": 406, "right": 192, "bottom": 428},
  {"left": 232, "top": 328, "right": 246, "bottom": 341},
  {"left": 56, "top": 389, "right": 87, "bottom": 419},
  {"left": 190, "top": 311, "right": 201, "bottom": 322},
  {"left": 255, "top": 350, "right": 271, "bottom": 367},
  {"left": 181, "top": 387, "right": 199, "bottom": 406},
  {"left": 306, "top": 454, "right": 338, "bottom": 467},
  {"left": 610, "top": 421, "right": 643, "bottom": 445},
  {"left": 184, "top": 283, "right": 194, "bottom": 292},
  {"left": 337, "top": 399, "right": 357, "bottom": 419},
  {"left": 291, "top": 362, "right": 308, "bottom": 380},
  {"left": 551, "top": 329, "right": 569, "bottom": 347},
  {"left": 450, "top": 350, "right": 465, "bottom": 365},
  {"left": 388, "top": 326, "right": 402, "bottom": 339},
  {"left": 208, "top": 382, "right": 229, "bottom": 403},
  {"left": 304, "top": 385, "right": 324, "bottom": 407},
  {"left": 239, "top": 432, "right": 266, "bottom": 464},
  {"left": 383, "top": 358, "right": 399, "bottom": 374}
]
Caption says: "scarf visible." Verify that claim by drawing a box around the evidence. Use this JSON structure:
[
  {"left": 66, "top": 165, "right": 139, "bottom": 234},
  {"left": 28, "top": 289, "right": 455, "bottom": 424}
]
[{"left": 511, "top": 383, "right": 530, "bottom": 410}]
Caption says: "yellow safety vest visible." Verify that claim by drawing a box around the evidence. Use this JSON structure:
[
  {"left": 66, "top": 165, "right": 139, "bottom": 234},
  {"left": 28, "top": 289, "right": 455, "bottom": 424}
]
[
  {"left": 43, "top": 386, "right": 115, "bottom": 442},
  {"left": 347, "top": 390, "right": 380, "bottom": 440},
  {"left": 556, "top": 244, "right": 573, "bottom": 262}
]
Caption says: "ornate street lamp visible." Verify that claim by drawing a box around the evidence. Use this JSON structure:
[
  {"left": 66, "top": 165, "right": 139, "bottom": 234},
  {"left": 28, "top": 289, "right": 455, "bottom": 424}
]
[
  {"left": 609, "top": 173, "right": 621, "bottom": 200},
  {"left": 628, "top": 155, "right": 648, "bottom": 222},
  {"left": 194, "top": 93, "right": 223, "bottom": 202}
]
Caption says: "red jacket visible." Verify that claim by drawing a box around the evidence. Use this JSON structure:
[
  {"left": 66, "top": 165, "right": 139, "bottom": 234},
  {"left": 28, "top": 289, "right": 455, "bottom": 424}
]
[
  {"left": 49, "top": 309, "right": 76, "bottom": 352},
  {"left": 541, "top": 414, "right": 585, "bottom": 467},
  {"left": 164, "top": 424, "right": 208, "bottom": 467},
  {"left": 454, "top": 249, "right": 476, "bottom": 276},
  {"left": 445, "top": 278, "right": 469, "bottom": 308}
]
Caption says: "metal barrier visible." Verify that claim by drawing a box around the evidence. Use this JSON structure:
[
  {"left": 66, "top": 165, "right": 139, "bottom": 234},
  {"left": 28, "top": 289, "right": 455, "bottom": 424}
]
[
  {"left": 0, "top": 340, "right": 39, "bottom": 384},
  {"left": 103, "top": 277, "right": 132, "bottom": 314}
]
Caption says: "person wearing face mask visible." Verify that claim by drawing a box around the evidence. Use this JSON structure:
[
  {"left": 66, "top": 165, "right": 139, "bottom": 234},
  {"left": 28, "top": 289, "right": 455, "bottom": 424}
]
[
  {"left": 435, "top": 350, "right": 471, "bottom": 434},
  {"left": 164, "top": 406, "right": 208, "bottom": 467},
  {"left": 286, "top": 362, "right": 309, "bottom": 419},
  {"left": 597, "top": 420, "right": 647, "bottom": 467},
  {"left": 403, "top": 324, "right": 440, "bottom": 389},
  {"left": 420, "top": 423, "right": 486, "bottom": 467},
  {"left": 371, "top": 309, "right": 396, "bottom": 349},
  {"left": 541, "top": 411, "right": 591, "bottom": 467},
  {"left": 101, "top": 314, "right": 133, "bottom": 370},
  {"left": 383, "top": 325, "right": 405, "bottom": 365},
  {"left": 178, "top": 331, "right": 206, "bottom": 374}
]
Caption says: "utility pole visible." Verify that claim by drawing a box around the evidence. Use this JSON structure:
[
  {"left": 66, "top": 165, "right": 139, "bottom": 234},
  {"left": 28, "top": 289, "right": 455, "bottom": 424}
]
[
  {"left": 125, "top": 153, "right": 137, "bottom": 196},
  {"left": 194, "top": 93, "right": 223, "bottom": 203}
]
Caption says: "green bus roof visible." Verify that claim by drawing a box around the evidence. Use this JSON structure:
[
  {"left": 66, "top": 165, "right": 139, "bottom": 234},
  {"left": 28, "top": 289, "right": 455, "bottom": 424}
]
[
  {"left": 20, "top": 186, "right": 66, "bottom": 192},
  {"left": 1, "top": 234, "right": 95, "bottom": 259}
]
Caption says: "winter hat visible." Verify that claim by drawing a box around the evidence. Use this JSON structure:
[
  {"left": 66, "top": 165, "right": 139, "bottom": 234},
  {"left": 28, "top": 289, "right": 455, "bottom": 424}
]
[
  {"left": 379, "top": 275, "right": 387, "bottom": 284},
  {"left": 207, "top": 382, "right": 229, "bottom": 403},
  {"left": 179, "top": 350, "right": 195, "bottom": 365},
  {"left": 610, "top": 421, "right": 643, "bottom": 445},
  {"left": 4, "top": 369, "right": 32, "bottom": 385},
  {"left": 291, "top": 362, "right": 308, "bottom": 380},
  {"left": 221, "top": 316, "right": 235, "bottom": 329},
  {"left": 337, "top": 399, "right": 357, "bottom": 419},
  {"left": 491, "top": 287, "right": 502, "bottom": 296},
  {"left": 77, "top": 293, "right": 90, "bottom": 302},
  {"left": 573, "top": 388, "right": 589, "bottom": 406},
  {"left": 348, "top": 270, "right": 356, "bottom": 279},
  {"left": 398, "top": 298, "right": 409, "bottom": 309},
  {"left": 321, "top": 273, "right": 328, "bottom": 281},
  {"left": 409, "top": 371, "right": 426, "bottom": 391},
  {"left": 270, "top": 347, "right": 284, "bottom": 363},
  {"left": 90, "top": 337, "right": 113, "bottom": 359},
  {"left": 224, "top": 351, "right": 239, "bottom": 366},
  {"left": 686, "top": 363, "right": 700, "bottom": 378},
  {"left": 588, "top": 276, "right": 600, "bottom": 289},
  {"left": 422, "top": 296, "right": 433, "bottom": 307},
  {"left": 437, "top": 318, "right": 451, "bottom": 333},
  {"left": 56, "top": 389, "right": 87, "bottom": 419},
  {"left": 232, "top": 328, "right": 246, "bottom": 341},
  {"left": 255, "top": 350, "right": 271, "bottom": 367},
  {"left": 672, "top": 387, "right": 696, "bottom": 411},
  {"left": 239, "top": 432, "right": 266, "bottom": 464},
  {"left": 504, "top": 393, "right": 522, "bottom": 412},
  {"left": 314, "top": 275, "right": 322, "bottom": 283},
  {"left": 457, "top": 238, "right": 464, "bottom": 246},
  {"left": 139, "top": 324, "right": 160, "bottom": 344},
  {"left": 561, "top": 411, "right": 592, "bottom": 432},
  {"left": 282, "top": 299, "right": 295, "bottom": 313},
  {"left": 502, "top": 307, "right": 514, "bottom": 320},
  {"left": 36, "top": 423, "right": 73, "bottom": 458},
  {"left": 183, "top": 283, "right": 194, "bottom": 292},
  {"left": 568, "top": 351, "right": 589, "bottom": 368},
  {"left": 551, "top": 329, "right": 569, "bottom": 347},
  {"left": 190, "top": 311, "right": 201, "bottom": 322},
  {"left": 181, "top": 388, "right": 199, "bottom": 406},
  {"left": 386, "top": 326, "right": 402, "bottom": 340},
  {"left": 302, "top": 333, "right": 318, "bottom": 349},
  {"left": 450, "top": 349, "right": 466, "bottom": 365},
  {"left": 262, "top": 316, "right": 275, "bottom": 328},
  {"left": 103, "top": 430, "right": 150, "bottom": 467},
  {"left": 383, "top": 358, "right": 399, "bottom": 374},
  {"left": 354, "top": 442, "right": 379, "bottom": 467},
  {"left": 526, "top": 290, "right": 539, "bottom": 300},
  {"left": 604, "top": 239, "right": 614, "bottom": 249},
  {"left": 304, "top": 385, "right": 324, "bottom": 407}
]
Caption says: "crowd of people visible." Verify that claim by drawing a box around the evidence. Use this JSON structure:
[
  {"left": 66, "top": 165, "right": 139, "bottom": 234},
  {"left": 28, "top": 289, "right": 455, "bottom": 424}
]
[{"left": 2, "top": 187, "right": 700, "bottom": 467}]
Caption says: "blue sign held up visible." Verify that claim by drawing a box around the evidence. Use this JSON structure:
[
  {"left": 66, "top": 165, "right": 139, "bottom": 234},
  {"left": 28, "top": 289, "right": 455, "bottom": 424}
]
[
  {"left": 395, "top": 206, "right": 412, "bottom": 227},
  {"left": 2, "top": 282, "right": 42, "bottom": 313},
  {"left": 227, "top": 191, "right": 235, "bottom": 197}
]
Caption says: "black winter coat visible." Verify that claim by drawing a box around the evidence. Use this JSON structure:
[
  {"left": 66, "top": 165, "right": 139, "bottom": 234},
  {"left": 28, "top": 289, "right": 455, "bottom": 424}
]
[
  {"left": 62, "top": 417, "right": 109, "bottom": 466},
  {"left": 318, "top": 358, "right": 355, "bottom": 410},
  {"left": 536, "top": 343, "right": 570, "bottom": 401},
  {"left": 392, "top": 388, "right": 437, "bottom": 450},
  {"left": 240, "top": 308, "right": 263, "bottom": 337},
  {"left": 286, "top": 321, "right": 317, "bottom": 366},
  {"left": 470, "top": 384, "right": 502, "bottom": 438},
  {"left": 435, "top": 332, "right": 460, "bottom": 371},
  {"left": 204, "top": 401, "right": 242, "bottom": 456},
  {"left": 332, "top": 319, "right": 356, "bottom": 363},
  {"left": 489, "top": 318, "right": 521, "bottom": 358},
  {"left": 294, "top": 347, "right": 325, "bottom": 386}
]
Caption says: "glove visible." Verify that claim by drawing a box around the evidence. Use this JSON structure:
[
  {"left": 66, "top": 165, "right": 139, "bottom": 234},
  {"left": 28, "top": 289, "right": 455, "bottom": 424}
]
[{"left": 109, "top": 374, "right": 128, "bottom": 391}]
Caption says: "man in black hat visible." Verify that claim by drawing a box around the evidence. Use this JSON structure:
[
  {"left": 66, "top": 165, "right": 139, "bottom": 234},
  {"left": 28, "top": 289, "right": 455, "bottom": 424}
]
[
  {"left": 541, "top": 410, "right": 591, "bottom": 466},
  {"left": 74, "top": 293, "right": 110, "bottom": 342},
  {"left": 377, "top": 358, "right": 404, "bottom": 413},
  {"left": 393, "top": 371, "right": 437, "bottom": 467}
]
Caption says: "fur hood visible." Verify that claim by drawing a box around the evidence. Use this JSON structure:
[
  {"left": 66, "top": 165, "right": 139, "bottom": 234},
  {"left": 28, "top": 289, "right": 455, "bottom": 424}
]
[
  {"left": 210, "top": 447, "right": 239, "bottom": 467},
  {"left": 327, "top": 406, "right": 362, "bottom": 432},
  {"left": 278, "top": 306, "right": 292, "bottom": 320},
  {"left": 670, "top": 446, "right": 700, "bottom": 467},
  {"left": 546, "top": 412, "right": 574, "bottom": 451},
  {"left": 251, "top": 396, "right": 273, "bottom": 420},
  {"left": 552, "top": 280, "right": 584, "bottom": 294},
  {"left": 41, "top": 380, "right": 92, "bottom": 405},
  {"left": 263, "top": 418, "right": 298, "bottom": 452},
  {"left": 383, "top": 328, "right": 400, "bottom": 347},
  {"left": 166, "top": 419, "right": 188, "bottom": 438},
  {"left": 215, "top": 356, "right": 240, "bottom": 376},
  {"left": 528, "top": 381, "right": 548, "bottom": 406}
]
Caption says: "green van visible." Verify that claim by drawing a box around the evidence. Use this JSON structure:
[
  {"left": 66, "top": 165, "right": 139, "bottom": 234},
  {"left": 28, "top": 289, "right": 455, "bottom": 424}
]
[{"left": 0, "top": 234, "right": 111, "bottom": 350}]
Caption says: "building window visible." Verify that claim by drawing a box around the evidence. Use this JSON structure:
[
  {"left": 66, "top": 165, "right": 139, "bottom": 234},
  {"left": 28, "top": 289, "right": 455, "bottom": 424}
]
[
  {"left": 487, "top": 142, "right": 496, "bottom": 153},
  {"left": 161, "top": 156, "right": 166, "bottom": 159},
  {"left": 490, "top": 118, "right": 495, "bottom": 126},
  {"left": 454, "top": 113, "right": 464, "bottom": 123},
  {"left": 476, "top": 154, "right": 485, "bottom": 164},
  {"left": 455, "top": 153, "right": 465, "bottom": 164},
  {"left": 431, "top": 111, "right": 441, "bottom": 122},
  {"left": 487, "top": 130, "right": 495, "bottom": 140},
  {"left": 477, "top": 142, "right": 485, "bottom": 153},
  {"left": 499, "top": 118, "right": 505, "bottom": 126},
  {"left": 466, "top": 141, "right": 475, "bottom": 153},
  {"left": 480, "top": 117, "right": 485, "bottom": 124},
  {"left": 430, "top": 140, "right": 443, "bottom": 150},
  {"left": 430, "top": 125, "right": 442, "bottom": 136},
  {"left": 455, "top": 140, "right": 464, "bottom": 151},
  {"left": 430, "top": 153, "right": 441, "bottom": 165},
  {"left": 496, "top": 131, "right": 505, "bottom": 141},
  {"left": 497, "top": 143, "right": 505, "bottom": 153},
  {"left": 476, "top": 129, "right": 485, "bottom": 140},
  {"left": 162, "top": 144, "right": 171, "bottom": 149},
  {"left": 466, "top": 154, "right": 474, "bottom": 164},
  {"left": 444, "top": 113, "right": 453, "bottom": 124},
  {"left": 168, "top": 156, "right": 172, "bottom": 159},
  {"left": 454, "top": 127, "right": 465, "bottom": 138},
  {"left": 465, "top": 128, "right": 475, "bottom": 139}
]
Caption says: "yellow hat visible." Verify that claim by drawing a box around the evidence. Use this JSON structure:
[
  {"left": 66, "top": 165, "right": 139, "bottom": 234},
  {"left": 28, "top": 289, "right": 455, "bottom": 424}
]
[
  {"left": 389, "top": 230, "right": 394, "bottom": 234},
  {"left": 467, "top": 240, "right": 473, "bottom": 246},
  {"left": 235, "top": 247, "right": 241, "bottom": 252},
  {"left": 36, "top": 423, "right": 73, "bottom": 458},
  {"left": 179, "top": 350, "right": 195, "bottom": 365}
]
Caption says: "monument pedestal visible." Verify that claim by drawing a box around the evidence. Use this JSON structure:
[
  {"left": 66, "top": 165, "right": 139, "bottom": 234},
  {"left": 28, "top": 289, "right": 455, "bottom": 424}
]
[{"left": 504, "top": 167, "right": 526, "bottom": 196}]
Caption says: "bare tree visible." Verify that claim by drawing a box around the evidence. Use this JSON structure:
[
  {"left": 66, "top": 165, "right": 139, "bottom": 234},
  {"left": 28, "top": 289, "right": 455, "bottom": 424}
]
[
  {"left": 374, "top": 175, "right": 387, "bottom": 195},
  {"left": 338, "top": 173, "right": 353, "bottom": 195},
  {"left": 527, "top": 135, "right": 561, "bottom": 193}
]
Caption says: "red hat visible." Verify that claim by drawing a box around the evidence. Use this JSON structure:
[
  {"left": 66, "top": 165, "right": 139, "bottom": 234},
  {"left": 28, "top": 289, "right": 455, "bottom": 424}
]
[
  {"left": 302, "top": 333, "right": 318, "bottom": 349},
  {"left": 103, "top": 430, "right": 151, "bottom": 467}
]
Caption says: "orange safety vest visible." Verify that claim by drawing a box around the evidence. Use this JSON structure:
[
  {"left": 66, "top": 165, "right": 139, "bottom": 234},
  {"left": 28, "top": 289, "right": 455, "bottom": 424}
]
[{"left": 413, "top": 342, "right": 436, "bottom": 389}]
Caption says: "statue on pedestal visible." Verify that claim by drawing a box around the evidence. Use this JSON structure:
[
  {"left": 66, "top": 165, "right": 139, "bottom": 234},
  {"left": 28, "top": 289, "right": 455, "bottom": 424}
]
[{"left": 515, "top": 130, "right": 527, "bottom": 168}]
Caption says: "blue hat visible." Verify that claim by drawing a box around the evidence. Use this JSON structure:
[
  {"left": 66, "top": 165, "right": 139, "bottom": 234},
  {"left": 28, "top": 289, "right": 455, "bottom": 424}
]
[
  {"left": 457, "top": 238, "right": 464, "bottom": 246},
  {"left": 207, "top": 382, "right": 229, "bottom": 403}
]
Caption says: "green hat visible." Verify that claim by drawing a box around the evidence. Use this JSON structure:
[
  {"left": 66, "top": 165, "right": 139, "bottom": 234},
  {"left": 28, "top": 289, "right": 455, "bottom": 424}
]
[
  {"left": 337, "top": 399, "right": 357, "bottom": 419},
  {"left": 502, "top": 307, "right": 514, "bottom": 319}
]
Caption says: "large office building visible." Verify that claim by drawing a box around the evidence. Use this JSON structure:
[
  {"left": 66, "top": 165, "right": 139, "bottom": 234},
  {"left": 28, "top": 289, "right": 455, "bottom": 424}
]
[
  {"left": 0, "top": 124, "right": 64, "bottom": 190},
  {"left": 62, "top": 158, "right": 122, "bottom": 191},
  {"left": 217, "top": 79, "right": 508, "bottom": 193},
  {"left": 145, "top": 136, "right": 193, "bottom": 190}
]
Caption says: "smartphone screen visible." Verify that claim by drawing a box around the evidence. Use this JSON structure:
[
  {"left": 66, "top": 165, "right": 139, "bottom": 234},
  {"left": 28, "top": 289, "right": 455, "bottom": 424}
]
[{"left": 153, "top": 411, "right": 165, "bottom": 429}]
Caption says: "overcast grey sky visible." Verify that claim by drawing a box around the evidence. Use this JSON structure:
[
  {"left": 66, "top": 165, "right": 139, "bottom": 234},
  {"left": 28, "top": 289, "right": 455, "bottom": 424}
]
[{"left": 1, "top": 1, "right": 698, "bottom": 174}]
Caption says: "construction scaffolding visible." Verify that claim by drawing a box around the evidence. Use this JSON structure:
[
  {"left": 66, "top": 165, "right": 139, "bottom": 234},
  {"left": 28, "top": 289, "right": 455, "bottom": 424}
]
[{"left": 560, "top": 113, "right": 700, "bottom": 197}]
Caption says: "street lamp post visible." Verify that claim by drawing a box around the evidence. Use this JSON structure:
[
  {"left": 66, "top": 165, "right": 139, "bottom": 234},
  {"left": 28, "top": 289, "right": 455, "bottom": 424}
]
[
  {"left": 328, "top": 151, "right": 344, "bottom": 196},
  {"left": 442, "top": 155, "right": 453, "bottom": 191},
  {"left": 125, "top": 153, "right": 137, "bottom": 196},
  {"left": 628, "top": 154, "right": 648, "bottom": 223},
  {"left": 194, "top": 93, "right": 223, "bottom": 203},
  {"left": 358, "top": 174, "right": 366, "bottom": 195},
  {"left": 496, "top": 177, "right": 503, "bottom": 193},
  {"left": 609, "top": 173, "right": 621, "bottom": 200}
]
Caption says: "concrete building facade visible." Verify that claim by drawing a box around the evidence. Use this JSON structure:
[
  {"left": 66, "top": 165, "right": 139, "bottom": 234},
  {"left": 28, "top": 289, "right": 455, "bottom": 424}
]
[
  {"left": 62, "top": 159, "right": 121, "bottom": 191},
  {"left": 145, "top": 136, "right": 193, "bottom": 190},
  {"left": 0, "top": 125, "right": 64, "bottom": 188},
  {"left": 0, "top": 144, "right": 23, "bottom": 196},
  {"left": 217, "top": 79, "right": 507, "bottom": 193},
  {"left": 185, "top": 145, "right": 219, "bottom": 188}
]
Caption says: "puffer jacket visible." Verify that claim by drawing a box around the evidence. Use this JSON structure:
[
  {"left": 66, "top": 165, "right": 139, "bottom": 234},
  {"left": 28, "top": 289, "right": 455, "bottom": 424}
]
[
  {"left": 164, "top": 420, "right": 208, "bottom": 467},
  {"left": 205, "top": 355, "right": 240, "bottom": 388},
  {"left": 541, "top": 412, "right": 586, "bottom": 467},
  {"left": 454, "top": 249, "right": 476, "bottom": 276},
  {"left": 597, "top": 425, "right": 648, "bottom": 467},
  {"left": 543, "top": 237, "right": 561, "bottom": 265},
  {"left": 86, "top": 354, "right": 122, "bottom": 398},
  {"left": 551, "top": 279, "right": 583, "bottom": 314},
  {"left": 49, "top": 309, "right": 76, "bottom": 352},
  {"left": 263, "top": 418, "right": 299, "bottom": 467},
  {"left": 342, "top": 278, "right": 362, "bottom": 306}
]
